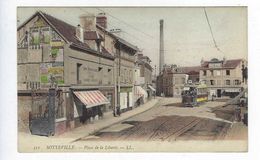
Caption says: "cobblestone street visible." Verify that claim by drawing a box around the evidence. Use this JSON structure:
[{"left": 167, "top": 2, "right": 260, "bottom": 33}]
[{"left": 77, "top": 97, "right": 247, "bottom": 142}]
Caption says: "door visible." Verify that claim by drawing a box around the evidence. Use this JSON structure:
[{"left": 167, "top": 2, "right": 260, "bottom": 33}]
[{"left": 217, "top": 89, "right": 221, "bottom": 97}]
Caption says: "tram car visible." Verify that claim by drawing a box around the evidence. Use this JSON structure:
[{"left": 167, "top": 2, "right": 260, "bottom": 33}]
[{"left": 181, "top": 83, "right": 208, "bottom": 107}]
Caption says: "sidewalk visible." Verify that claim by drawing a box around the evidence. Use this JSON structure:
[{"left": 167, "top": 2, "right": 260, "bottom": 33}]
[
  {"left": 18, "top": 98, "right": 159, "bottom": 150},
  {"left": 224, "top": 121, "right": 248, "bottom": 140}
]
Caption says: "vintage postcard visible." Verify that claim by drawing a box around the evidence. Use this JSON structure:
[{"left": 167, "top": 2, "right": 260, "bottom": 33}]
[{"left": 17, "top": 7, "right": 248, "bottom": 152}]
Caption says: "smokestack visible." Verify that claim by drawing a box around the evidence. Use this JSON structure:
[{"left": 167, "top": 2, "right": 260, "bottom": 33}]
[
  {"left": 96, "top": 13, "right": 107, "bottom": 29},
  {"left": 159, "top": 19, "right": 164, "bottom": 73},
  {"left": 79, "top": 14, "right": 96, "bottom": 31}
]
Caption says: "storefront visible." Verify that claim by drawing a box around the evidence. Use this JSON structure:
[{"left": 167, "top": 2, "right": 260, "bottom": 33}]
[
  {"left": 134, "top": 86, "right": 148, "bottom": 107},
  {"left": 120, "top": 87, "right": 133, "bottom": 112},
  {"left": 72, "top": 90, "right": 110, "bottom": 127},
  {"left": 224, "top": 88, "right": 241, "bottom": 98}
]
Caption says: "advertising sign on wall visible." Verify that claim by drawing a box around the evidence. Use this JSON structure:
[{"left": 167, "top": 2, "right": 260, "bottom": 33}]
[
  {"left": 40, "top": 63, "right": 64, "bottom": 84},
  {"left": 49, "top": 48, "right": 64, "bottom": 62}
]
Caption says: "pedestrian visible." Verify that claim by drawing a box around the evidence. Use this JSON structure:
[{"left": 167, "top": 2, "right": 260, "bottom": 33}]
[
  {"left": 113, "top": 108, "right": 116, "bottom": 117},
  {"left": 116, "top": 106, "right": 121, "bottom": 116},
  {"left": 211, "top": 94, "right": 215, "bottom": 101},
  {"left": 235, "top": 106, "right": 241, "bottom": 122}
]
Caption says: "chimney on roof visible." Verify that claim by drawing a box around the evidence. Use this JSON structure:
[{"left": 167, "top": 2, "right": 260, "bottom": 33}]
[
  {"left": 79, "top": 13, "right": 96, "bottom": 31},
  {"left": 96, "top": 13, "right": 107, "bottom": 29},
  {"left": 76, "top": 24, "right": 84, "bottom": 42},
  {"left": 137, "top": 53, "right": 143, "bottom": 60},
  {"left": 200, "top": 58, "right": 204, "bottom": 66}
]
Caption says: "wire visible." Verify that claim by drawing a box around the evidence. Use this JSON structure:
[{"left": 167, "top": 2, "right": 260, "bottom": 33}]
[
  {"left": 96, "top": 8, "right": 154, "bottom": 39},
  {"left": 203, "top": 8, "right": 224, "bottom": 54}
]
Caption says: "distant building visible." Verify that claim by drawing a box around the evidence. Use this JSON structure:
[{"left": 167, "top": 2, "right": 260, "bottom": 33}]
[
  {"left": 200, "top": 58, "right": 247, "bottom": 98},
  {"left": 136, "top": 54, "right": 155, "bottom": 97},
  {"left": 156, "top": 65, "right": 200, "bottom": 97}
]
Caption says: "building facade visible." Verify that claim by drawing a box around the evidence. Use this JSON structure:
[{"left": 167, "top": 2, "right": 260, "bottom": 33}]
[
  {"left": 200, "top": 58, "right": 247, "bottom": 98},
  {"left": 17, "top": 11, "right": 138, "bottom": 135},
  {"left": 156, "top": 65, "right": 200, "bottom": 97},
  {"left": 136, "top": 54, "right": 154, "bottom": 99},
  {"left": 96, "top": 23, "right": 138, "bottom": 112}
]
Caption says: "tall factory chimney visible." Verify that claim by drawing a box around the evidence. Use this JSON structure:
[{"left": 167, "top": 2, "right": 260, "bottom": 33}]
[{"left": 159, "top": 19, "right": 164, "bottom": 73}]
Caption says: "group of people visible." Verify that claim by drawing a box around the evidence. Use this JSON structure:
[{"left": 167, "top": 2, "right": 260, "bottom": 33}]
[{"left": 80, "top": 106, "right": 103, "bottom": 124}]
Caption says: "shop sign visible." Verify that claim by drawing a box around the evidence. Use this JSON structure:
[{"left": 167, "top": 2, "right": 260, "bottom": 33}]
[
  {"left": 120, "top": 87, "right": 133, "bottom": 93},
  {"left": 50, "top": 41, "right": 64, "bottom": 47},
  {"left": 49, "top": 48, "right": 64, "bottom": 62},
  {"left": 40, "top": 63, "right": 64, "bottom": 84}
]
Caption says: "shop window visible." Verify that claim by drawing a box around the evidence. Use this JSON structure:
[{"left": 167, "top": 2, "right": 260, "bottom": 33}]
[{"left": 106, "top": 93, "right": 113, "bottom": 110}]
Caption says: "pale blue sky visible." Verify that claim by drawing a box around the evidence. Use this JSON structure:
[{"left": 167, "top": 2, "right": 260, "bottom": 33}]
[{"left": 17, "top": 7, "right": 247, "bottom": 70}]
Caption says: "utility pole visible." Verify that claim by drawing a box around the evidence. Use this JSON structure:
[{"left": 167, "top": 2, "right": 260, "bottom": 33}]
[{"left": 116, "top": 41, "right": 121, "bottom": 116}]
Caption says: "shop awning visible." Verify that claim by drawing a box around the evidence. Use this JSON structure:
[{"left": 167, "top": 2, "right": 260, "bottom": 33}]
[
  {"left": 148, "top": 85, "right": 156, "bottom": 92},
  {"left": 225, "top": 88, "right": 241, "bottom": 93},
  {"left": 134, "top": 86, "right": 148, "bottom": 99},
  {"left": 73, "top": 90, "right": 110, "bottom": 108}
]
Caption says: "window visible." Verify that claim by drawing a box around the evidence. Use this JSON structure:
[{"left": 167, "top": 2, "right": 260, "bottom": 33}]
[
  {"left": 226, "top": 70, "right": 230, "bottom": 76},
  {"left": 226, "top": 80, "right": 231, "bottom": 85},
  {"left": 181, "top": 78, "right": 185, "bottom": 84},
  {"left": 217, "top": 80, "right": 221, "bottom": 85},
  {"left": 77, "top": 63, "right": 82, "bottom": 83},
  {"left": 203, "top": 70, "right": 206, "bottom": 76},
  {"left": 30, "top": 28, "right": 40, "bottom": 45},
  {"left": 210, "top": 70, "right": 214, "bottom": 76},
  {"left": 234, "top": 80, "right": 240, "bottom": 85},
  {"left": 210, "top": 80, "right": 215, "bottom": 85},
  {"left": 216, "top": 70, "right": 221, "bottom": 76},
  {"left": 129, "top": 70, "right": 132, "bottom": 83}
]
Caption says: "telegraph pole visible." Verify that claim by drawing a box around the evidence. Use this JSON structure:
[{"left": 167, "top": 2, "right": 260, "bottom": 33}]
[{"left": 116, "top": 42, "right": 121, "bottom": 116}]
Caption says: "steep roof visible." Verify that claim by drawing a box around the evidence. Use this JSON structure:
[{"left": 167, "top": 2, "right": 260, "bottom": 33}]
[
  {"left": 96, "top": 24, "right": 139, "bottom": 52},
  {"left": 223, "top": 59, "right": 242, "bottom": 68},
  {"left": 17, "top": 11, "right": 114, "bottom": 60},
  {"left": 84, "top": 31, "right": 103, "bottom": 40},
  {"left": 173, "top": 66, "right": 201, "bottom": 74},
  {"left": 201, "top": 59, "right": 243, "bottom": 69},
  {"left": 161, "top": 65, "right": 200, "bottom": 76}
]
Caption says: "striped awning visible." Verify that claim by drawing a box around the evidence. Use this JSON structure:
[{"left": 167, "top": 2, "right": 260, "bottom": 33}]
[
  {"left": 134, "top": 86, "right": 148, "bottom": 99},
  {"left": 148, "top": 85, "right": 156, "bottom": 92},
  {"left": 73, "top": 90, "right": 110, "bottom": 108}
]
